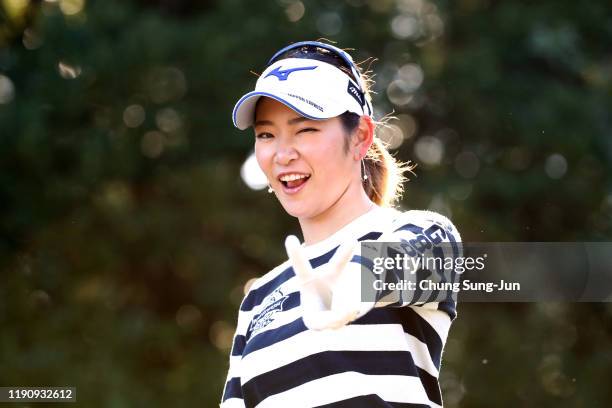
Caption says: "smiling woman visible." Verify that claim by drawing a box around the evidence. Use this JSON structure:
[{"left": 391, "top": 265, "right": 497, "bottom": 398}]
[
  {"left": 222, "top": 41, "right": 462, "bottom": 408},
  {"left": 253, "top": 98, "right": 365, "bottom": 228}
]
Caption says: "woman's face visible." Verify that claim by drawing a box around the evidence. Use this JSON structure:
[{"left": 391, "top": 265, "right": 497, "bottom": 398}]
[{"left": 254, "top": 97, "right": 358, "bottom": 219}]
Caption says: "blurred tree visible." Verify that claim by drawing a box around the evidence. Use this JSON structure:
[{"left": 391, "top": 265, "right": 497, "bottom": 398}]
[{"left": 0, "top": 0, "right": 611, "bottom": 406}]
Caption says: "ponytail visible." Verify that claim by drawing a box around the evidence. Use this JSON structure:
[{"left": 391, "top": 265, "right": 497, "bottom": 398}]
[{"left": 340, "top": 112, "right": 415, "bottom": 208}]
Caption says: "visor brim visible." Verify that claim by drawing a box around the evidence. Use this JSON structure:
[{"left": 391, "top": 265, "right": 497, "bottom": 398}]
[{"left": 232, "top": 91, "right": 343, "bottom": 130}]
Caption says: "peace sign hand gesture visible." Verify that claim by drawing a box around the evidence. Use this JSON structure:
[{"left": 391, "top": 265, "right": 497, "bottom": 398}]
[{"left": 285, "top": 235, "right": 364, "bottom": 330}]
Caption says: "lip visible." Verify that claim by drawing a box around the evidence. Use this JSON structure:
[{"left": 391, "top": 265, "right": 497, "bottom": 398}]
[
  {"left": 276, "top": 171, "right": 311, "bottom": 196},
  {"left": 280, "top": 177, "right": 309, "bottom": 195}
]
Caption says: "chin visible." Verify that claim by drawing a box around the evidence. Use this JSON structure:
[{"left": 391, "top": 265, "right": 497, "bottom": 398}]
[{"left": 279, "top": 199, "right": 318, "bottom": 219}]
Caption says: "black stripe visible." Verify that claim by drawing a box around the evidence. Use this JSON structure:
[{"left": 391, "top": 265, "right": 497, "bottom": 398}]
[
  {"left": 394, "top": 223, "right": 424, "bottom": 234},
  {"left": 222, "top": 377, "right": 242, "bottom": 401},
  {"left": 243, "top": 317, "right": 307, "bottom": 357},
  {"left": 240, "top": 267, "right": 294, "bottom": 311},
  {"left": 231, "top": 334, "right": 245, "bottom": 356},
  {"left": 240, "top": 250, "right": 336, "bottom": 313},
  {"left": 314, "top": 394, "right": 432, "bottom": 408},
  {"left": 438, "top": 300, "right": 457, "bottom": 321},
  {"left": 417, "top": 366, "right": 442, "bottom": 405},
  {"left": 304, "top": 228, "right": 384, "bottom": 269},
  {"left": 243, "top": 350, "right": 423, "bottom": 407},
  {"left": 241, "top": 230, "right": 384, "bottom": 312},
  {"left": 358, "top": 231, "right": 383, "bottom": 241},
  {"left": 446, "top": 228, "right": 460, "bottom": 259},
  {"left": 353, "top": 254, "right": 375, "bottom": 272},
  {"left": 354, "top": 307, "right": 443, "bottom": 369}
]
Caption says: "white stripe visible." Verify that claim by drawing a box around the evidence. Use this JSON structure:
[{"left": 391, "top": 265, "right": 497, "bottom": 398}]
[
  {"left": 248, "top": 210, "right": 397, "bottom": 292},
  {"left": 301, "top": 207, "right": 398, "bottom": 257},
  {"left": 241, "top": 324, "right": 440, "bottom": 383},
  {"left": 220, "top": 397, "right": 246, "bottom": 408},
  {"left": 235, "top": 309, "right": 253, "bottom": 335},
  {"left": 257, "top": 372, "right": 432, "bottom": 407},
  {"left": 410, "top": 305, "right": 452, "bottom": 343},
  {"left": 227, "top": 355, "right": 242, "bottom": 380},
  {"left": 248, "top": 261, "right": 291, "bottom": 291}
]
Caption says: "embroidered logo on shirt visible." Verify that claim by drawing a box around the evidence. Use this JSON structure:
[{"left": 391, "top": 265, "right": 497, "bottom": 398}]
[{"left": 247, "top": 288, "right": 289, "bottom": 338}]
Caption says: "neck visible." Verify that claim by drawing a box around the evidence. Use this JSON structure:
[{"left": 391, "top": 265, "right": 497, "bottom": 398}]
[{"left": 299, "top": 180, "right": 376, "bottom": 246}]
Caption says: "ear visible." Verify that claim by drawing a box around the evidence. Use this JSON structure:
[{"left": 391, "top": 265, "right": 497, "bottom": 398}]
[{"left": 351, "top": 116, "right": 375, "bottom": 160}]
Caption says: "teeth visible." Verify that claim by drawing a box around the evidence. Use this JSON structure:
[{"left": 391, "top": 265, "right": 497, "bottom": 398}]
[{"left": 279, "top": 174, "right": 310, "bottom": 182}]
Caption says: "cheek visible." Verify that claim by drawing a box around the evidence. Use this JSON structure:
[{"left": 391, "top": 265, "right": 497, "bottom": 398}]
[
  {"left": 311, "top": 139, "right": 350, "bottom": 173},
  {"left": 254, "top": 143, "right": 274, "bottom": 175}
]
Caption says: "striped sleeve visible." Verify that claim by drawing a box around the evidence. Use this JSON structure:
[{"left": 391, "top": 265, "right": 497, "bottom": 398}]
[
  {"left": 357, "top": 210, "right": 462, "bottom": 320},
  {"left": 380, "top": 211, "right": 462, "bottom": 310},
  {"left": 220, "top": 307, "right": 248, "bottom": 408}
]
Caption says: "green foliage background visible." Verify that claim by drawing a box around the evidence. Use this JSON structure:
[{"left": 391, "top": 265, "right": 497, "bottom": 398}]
[{"left": 1, "top": 0, "right": 611, "bottom": 406}]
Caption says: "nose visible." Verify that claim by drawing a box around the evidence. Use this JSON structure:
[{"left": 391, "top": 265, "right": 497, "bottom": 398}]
[{"left": 274, "top": 139, "right": 298, "bottom": 166}]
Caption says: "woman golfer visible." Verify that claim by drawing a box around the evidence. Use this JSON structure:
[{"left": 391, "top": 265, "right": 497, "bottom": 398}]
[{"left": 221, "top": 41, "right": 461, "bottom": 408}]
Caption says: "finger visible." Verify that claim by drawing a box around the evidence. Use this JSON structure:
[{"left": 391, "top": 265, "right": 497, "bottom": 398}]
[
  {"left": 326, "top": 240, "right": 357, "bottom": 282},
  {"left": 331, "top": 265, "right": 360, "bottom": 311},
  {"left": 285, "top": 235, "right": 314, "bottom": 282},
  {"left": 303, "top": 309, "right": 359, "bottom": 331}
]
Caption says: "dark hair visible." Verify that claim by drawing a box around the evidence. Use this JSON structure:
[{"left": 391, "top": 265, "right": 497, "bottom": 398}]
[
  {"left": 273, "top": 43, "right": 414, "bottom": 207},
  {"left": 339, "top": 112, "right": 413, "bottom": 207},
  {"left": 267, "top": 43, "right": 359, "bottom": 83}
]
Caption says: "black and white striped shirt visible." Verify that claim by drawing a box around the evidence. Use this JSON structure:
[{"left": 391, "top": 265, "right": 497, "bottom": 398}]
[{"left": 221, "top": 207, "right": 461, "bottom": 407}]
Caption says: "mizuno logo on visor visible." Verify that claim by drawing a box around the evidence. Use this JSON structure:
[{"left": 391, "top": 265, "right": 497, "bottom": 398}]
[{"left": 265, "top": 65, "right": 317, "bottom": 81}]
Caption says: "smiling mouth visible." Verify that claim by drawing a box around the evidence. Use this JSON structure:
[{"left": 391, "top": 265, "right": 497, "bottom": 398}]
[{"left": 279, "top": 173, "right": 311, "bottom": 189}]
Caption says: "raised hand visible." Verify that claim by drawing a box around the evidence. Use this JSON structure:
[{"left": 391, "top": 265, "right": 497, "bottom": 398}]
[{"left": 285, "top": 235, "right": 362, "bottom": 330}]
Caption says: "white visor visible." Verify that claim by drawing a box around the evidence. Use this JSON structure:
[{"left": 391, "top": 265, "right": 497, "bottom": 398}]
[{"left": 232, "top": 58, "right": 369, "bottom": 130}]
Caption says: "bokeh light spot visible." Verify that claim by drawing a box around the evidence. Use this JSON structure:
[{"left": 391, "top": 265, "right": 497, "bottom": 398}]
[
  {"left": 22, "top": 28, "right": 43, "bottom": 50},
  {"left": 454, "top": 151, "right": 480, "bottom": 178},
  {"left": 156, "top": 108, "right": 182, "bottom": 133},
  {"left": 243, "top": 277, "right": 258, "bottom": 295},
  {"left": 391, "top": 14, "right": 419, "bottom": 39},
  {"left": 386, "top": 79, "right": 414, "bottom": 106},
  {"left": 123, "top": 104, "right": 146, "bottom": 128},
  {"left": 316, "top": 12, "right": 342, "bottom": 36},
  {"left": 141, "top": 131, "right": 165, "bottom": 158},
  {"left": 59, "top": 0, "right": 85, "bottom": 16},
  {"left": 209, "top": 321, "right": 234, "bottom": 352},
  {"left": 0, "top": 75, "right": 15, "bottom": 104},
  {"left": 147, "top": 67, "right": 187, "bottom": 104},
  {"left": 3, "top": 0, "right": 29, "bottom": 19},
  {"left": 396, "top": 113, "right": 418, "bottom": 140},
  {"left": 368, "top": 0, "right": 393, "bottom": 13},
  {"left": 241, "top": 152, "right": 268, "bottom": 190},
  {"left": 377, "top": 123, "right": 404, "bottom": 150},
  {"left": 285, "top": 1, "right": 305, "bottom": 22},
  {"left": 176, "top": 304, "right": 202, "bottom": 330},
  {"left": 397, "top": 63, "right": 424, "bottom": 91},
  {"left": 57, "top": 61, "right": 81, "bottom": 79},
  {"left": 414, "top": 135, "right": 444, "bottom": 166},
  {"left": 545, "top": 153, "right": 568, "bottom": 179},
  {"left": 424, "top": 13, "right": 444, "bottom": 39}
]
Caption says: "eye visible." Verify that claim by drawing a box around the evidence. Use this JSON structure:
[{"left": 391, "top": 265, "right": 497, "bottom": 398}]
[
  {"left": 255, "top": 132, "right": 274, "bottom": 140},
  {"left": 297, "top": 127, "right": 319, "bottom": 134}
]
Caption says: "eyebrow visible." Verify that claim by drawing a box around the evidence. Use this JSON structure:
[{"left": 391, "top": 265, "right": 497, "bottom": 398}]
[{"left": 254, "top": 116, "right": 313, "bottom": 127}]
